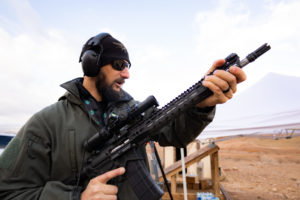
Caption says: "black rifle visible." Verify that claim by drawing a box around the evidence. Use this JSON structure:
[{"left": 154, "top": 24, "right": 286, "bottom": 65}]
[{"left": 77, "top": 44, "right": 271, "bottom": 200}]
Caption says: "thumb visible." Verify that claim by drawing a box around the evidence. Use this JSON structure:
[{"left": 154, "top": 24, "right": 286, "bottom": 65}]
[{"left": 206, "top": 59, "right": 226, "bottom": 75}]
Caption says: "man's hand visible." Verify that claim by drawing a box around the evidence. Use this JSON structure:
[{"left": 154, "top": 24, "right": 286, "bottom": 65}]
[
  {"left": 81, "top": 167, "right": 126, "bottom": 200},
  {"left": 197, "top": 59, "right": 247, "bottom": 108}
]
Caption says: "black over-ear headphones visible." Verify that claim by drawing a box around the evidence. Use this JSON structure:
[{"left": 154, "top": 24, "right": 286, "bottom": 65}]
[{"left": 79, "top": 33, "right": 111, "bottom": 77}]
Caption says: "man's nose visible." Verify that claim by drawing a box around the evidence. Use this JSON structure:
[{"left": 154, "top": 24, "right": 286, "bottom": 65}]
[{"left": 120, "top": 67, "right": 130, "bottom": 79}]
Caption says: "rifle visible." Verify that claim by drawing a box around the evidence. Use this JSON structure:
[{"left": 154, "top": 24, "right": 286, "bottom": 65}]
[{"left": 77, "top": 43, "right": 271, "bottom": 200}]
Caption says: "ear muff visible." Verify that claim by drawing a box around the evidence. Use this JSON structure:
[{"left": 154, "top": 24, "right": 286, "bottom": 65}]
[
  {"left": 81, "top": 50, "right": 99, "bottom": 77},
  {"left": 79, "top": 33, "right": 111, "bottom": 77}
]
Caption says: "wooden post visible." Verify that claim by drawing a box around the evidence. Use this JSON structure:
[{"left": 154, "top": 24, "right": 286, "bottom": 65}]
[
  {"left": 171, "top": 174, "right": 177, "bottom": 194},
  {"left": 210, "top": 151, "right": 223, "bottom": 199}
]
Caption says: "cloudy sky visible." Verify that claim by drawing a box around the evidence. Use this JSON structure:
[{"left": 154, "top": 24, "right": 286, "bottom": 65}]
[{"left": 0, "top": 0, "right": 299, "bottom": 132}]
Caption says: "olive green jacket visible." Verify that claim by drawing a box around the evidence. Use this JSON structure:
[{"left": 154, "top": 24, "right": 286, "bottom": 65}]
[{"left": 0, "top": 78, "right": 215, "bottom": 200}]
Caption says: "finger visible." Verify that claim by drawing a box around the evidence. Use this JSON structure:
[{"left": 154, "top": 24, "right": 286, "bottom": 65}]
[
  {"left": 102, "top": 184, "right": 119, "bottom": 195},
  {"left": 102, "top": 195, "right": 118, "bottom": 200},
  {"left": 223, "top": 88, "right": 233, "bottom": 99},
  {"left": 206, "top": 59, "right": 225, "bottom": 75},
  {"left": 202, "top": 80, "right": 228, "bottom": 104},
  {"left": 85, "top": 179, "right": 118, "bottom": 193},
  {"left": 204, "top": 72, "right": 235, "bottom": 100},
  {"left": 81, "top": 182, "right": 118, "bottom": 200},
  {"left": 93, "top": 194, "right": 117, "bottom": 200},
  {"left": 96, "top": 167, "right": 126, "bottom": 184},
  {"left": 213, "top": 70, "right": 238, "bottom": 93},
  {"left": 205, "top": 73, "right": 231, "bottom": 93},
  {"left": 229, "top": 66, "right": 247, "bottom": 83},
  {"left": 214, "top": 59, "right": 226, "bottom": 67}
]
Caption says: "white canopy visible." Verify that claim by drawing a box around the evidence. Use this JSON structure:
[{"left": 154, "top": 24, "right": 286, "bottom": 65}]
[{"left": 199, "top": 73, "right": 300, "bottom": 138}]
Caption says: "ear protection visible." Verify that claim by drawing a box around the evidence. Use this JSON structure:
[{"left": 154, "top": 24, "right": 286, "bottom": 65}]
[{"left": 79, "top": 33, "right": 111, "bottom": 77}]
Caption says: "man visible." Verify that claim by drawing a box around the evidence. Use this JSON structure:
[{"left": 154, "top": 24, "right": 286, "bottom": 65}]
[{"left": 0, "top": 33, "right": 246, "bottom": 200}]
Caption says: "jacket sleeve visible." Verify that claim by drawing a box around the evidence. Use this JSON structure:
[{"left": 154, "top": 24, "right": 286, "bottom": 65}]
[
  {"left": 0, "top": 114, "right": 80, "bottom": 200},
  {"left": 155, "top": 106, "right": 215, "bottom": 148}
]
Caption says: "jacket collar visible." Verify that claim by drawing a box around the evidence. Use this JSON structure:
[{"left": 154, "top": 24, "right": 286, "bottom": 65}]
[{"left": 59, "top": 78, "right": 133, "bottom": 104}]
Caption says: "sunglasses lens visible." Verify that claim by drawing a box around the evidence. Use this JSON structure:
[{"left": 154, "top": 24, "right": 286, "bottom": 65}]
[{"left": 112, "top": 60, "right": 130, "bottom": 71}]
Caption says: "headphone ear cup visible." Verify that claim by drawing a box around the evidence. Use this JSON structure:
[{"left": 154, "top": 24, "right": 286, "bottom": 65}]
[{"left": 81, "top": 50, "right": 100, "bottom": 77}]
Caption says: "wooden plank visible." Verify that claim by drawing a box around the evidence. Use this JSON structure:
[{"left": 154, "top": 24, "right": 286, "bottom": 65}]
[{"left": 159, "top": 144, "right": 219, "bottom": 181}]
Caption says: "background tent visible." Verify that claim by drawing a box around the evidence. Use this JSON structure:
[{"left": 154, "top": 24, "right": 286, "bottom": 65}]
[{"left": 199, "top": 73, "right": 300, "bottom": 138}]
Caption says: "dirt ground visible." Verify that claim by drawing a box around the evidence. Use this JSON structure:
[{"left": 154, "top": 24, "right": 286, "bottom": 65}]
[{"left": 216, "top": 135, "right": 300, "bottom": 200}]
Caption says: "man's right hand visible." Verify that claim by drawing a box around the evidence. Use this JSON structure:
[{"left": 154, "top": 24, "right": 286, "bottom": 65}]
[{"left": 81, "top": 167, "right": 126, "bottom": 200}]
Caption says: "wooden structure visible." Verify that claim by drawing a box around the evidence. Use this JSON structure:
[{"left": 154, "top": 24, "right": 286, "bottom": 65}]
[{"left": 158, "top": 143, "right": 225, "bottom": 200}]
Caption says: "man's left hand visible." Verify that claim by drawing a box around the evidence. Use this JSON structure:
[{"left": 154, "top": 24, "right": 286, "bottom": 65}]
[{"left": 196, "top": 59, "right": 247, "bottom": 108}]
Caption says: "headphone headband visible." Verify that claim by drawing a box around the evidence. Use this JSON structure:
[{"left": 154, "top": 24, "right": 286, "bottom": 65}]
[{"left": 79, "top": 33, "right": 111, "bottom": 62}]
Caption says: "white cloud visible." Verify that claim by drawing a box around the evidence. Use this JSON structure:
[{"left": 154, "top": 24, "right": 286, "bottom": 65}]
[
  {"left": 3, "top": 0, "right": 45, "bottom": 36},
  {"left": 193, "top": 0, "right": 300, "bottom": 91},
  {"left": 124, "top": 43, "right": 175, "bottom": 105},
  {"left": 1, "top": 0, "right": 300, "bottom": 132},
  {"left": 0, "top": 25, "right": 82, "bottom": 131}
]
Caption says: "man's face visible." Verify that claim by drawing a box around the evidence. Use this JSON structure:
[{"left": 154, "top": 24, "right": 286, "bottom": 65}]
[{"left": 96, "top": 62, "right": 130, "bottom": 101}]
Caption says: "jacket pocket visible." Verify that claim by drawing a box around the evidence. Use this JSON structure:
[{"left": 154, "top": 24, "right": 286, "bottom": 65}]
[{"left": 68, "top": 129, "right": 78, "bottom": 177}]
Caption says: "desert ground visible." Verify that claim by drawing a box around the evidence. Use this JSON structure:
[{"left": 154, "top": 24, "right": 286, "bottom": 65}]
[{"left": 216, "top": 134, "right": 300, "bottom": 200}]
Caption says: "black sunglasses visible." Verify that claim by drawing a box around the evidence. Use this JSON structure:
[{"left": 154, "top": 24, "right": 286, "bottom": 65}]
[{"left": 111, "top": 60, "right": 131, "bottom": 71}]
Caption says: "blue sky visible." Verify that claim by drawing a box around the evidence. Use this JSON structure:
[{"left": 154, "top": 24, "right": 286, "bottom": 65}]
[{"left": 0, "top": 0, "right": 299, "bottom": 131}]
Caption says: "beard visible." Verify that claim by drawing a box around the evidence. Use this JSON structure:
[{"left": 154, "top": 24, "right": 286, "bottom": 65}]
[{"left": 96, "top": 71, "right": 125, "bottom": 103}]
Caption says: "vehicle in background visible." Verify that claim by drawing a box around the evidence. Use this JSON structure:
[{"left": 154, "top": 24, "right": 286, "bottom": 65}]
[{"left": 0, "top": 133, "right": 15, "bottom": 155}]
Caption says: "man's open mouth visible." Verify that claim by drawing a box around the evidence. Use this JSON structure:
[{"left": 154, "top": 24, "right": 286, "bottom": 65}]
[{"left": 115, "top": 79, "right": 125, "bottom": 87}]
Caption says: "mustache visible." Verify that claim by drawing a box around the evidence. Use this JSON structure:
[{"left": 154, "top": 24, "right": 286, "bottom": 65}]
[{"left": 114, "top": 78, "right": 125, "bottom": 85}]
